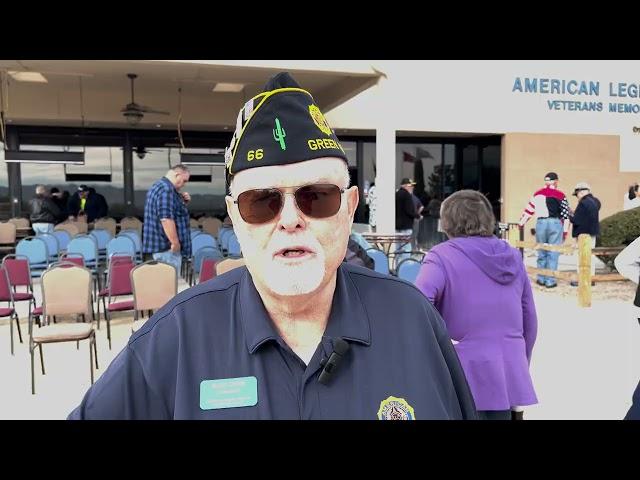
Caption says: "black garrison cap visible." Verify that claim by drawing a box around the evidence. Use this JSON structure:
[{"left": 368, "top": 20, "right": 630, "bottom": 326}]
[{"left": 225, "top": 72, "right": 348, "bottom": 185}]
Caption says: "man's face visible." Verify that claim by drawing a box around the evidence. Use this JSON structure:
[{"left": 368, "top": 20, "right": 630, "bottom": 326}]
[
  {"left": 404, "top": 184, "right": 415, "bottom": 193},
  {"left": 79, "top": 191, "right": 88, "bottom": 199},
  {"left": 174, "top": 171, "right": 190, "bottom": 190},
  {"left": 226, "top": 158, "right": 358, "bottom": 297}
]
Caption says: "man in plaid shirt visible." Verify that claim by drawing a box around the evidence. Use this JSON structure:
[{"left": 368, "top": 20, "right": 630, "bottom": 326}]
[
  {"left": 519, "top": 171, "right": 570, "bottom": 288},
  {"left": 142, "top": 164, "right": 192, "bottom": 273}
]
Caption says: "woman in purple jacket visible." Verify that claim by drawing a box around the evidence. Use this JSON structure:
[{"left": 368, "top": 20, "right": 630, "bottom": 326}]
[{"left": 415, "top": 190, "right": 538, "bottom": 420}]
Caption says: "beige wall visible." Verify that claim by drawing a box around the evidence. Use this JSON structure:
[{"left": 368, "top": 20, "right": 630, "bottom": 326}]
[{"left": 502, "top": 133, "right": 639, "bottom": 241}]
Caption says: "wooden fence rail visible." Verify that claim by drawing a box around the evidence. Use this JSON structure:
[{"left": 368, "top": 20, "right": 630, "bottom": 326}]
[{"left": 506, "top": 231, "right": 627, "bottom": 308}]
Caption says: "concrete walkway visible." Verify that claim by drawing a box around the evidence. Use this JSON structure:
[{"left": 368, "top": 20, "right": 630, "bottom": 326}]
[{"left": 0, "top": 276, "right": 637, "bottom": 419}]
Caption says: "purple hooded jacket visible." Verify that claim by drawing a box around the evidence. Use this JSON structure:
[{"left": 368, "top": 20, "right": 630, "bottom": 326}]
[{"left": 415, "top": 236, "right": 538, "bottom": 411}]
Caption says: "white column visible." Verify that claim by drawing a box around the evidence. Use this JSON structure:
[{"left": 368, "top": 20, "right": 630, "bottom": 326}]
[
  {"left": 375, "top": 127, "right": 396, "bottom": 233},
  {"left": 374, "top": 74, "right": 396, "bottom": 234}
]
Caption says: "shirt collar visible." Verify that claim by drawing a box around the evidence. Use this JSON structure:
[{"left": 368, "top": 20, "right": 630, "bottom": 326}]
[
  {"left": 160, "top": 176, "right": 177, "bottom": 191},
  {"left": 239, "top": 264, "right": 372, "bottom": 355}
]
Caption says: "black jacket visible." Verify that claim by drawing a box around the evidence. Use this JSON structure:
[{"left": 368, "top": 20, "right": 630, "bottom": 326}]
[
  {"left": 68, "top": 188, "right": 109, "bottom": 222},
  {"left": 51, "top": 193, "right": 69, "bottom": 221},
  {"left": 29, "top": 195, "right": 61, "bottom": 224},
  {"left": 570, "top": 193, "right": 601, "bottom": 238},
  {"left": 396, "top": 188, "right": 420, "bottom": 230}
]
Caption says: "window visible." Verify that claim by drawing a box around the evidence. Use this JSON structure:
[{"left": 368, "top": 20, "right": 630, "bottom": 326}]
[
  {"left": 396, "top": 143, "right": 441, "bottom": 201},
  {"left": 342, "top": 141, "right": 357, "bottom": 167},
  {"left": 20, "top": 145, "right": 124, "bottom": 217},
  {"left": 20, "top": 146, "right": 67, "bottom": 211},
  {"left": 133, "top": 148, "right": 227, "bottom": 218}
]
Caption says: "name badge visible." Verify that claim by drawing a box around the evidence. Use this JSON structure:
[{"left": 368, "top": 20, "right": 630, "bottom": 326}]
[{"left": 200, "top": 376, "right": 258, "bottom": 410}]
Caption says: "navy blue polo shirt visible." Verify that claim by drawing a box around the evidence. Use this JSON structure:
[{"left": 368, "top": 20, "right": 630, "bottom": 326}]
[{"left": 68, "top": 263, "right": 477, "bottom": 420}]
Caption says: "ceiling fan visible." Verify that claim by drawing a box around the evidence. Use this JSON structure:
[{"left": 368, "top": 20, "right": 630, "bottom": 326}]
[{"left": 121, "top": 73, "right": 170, "bottom": 126}]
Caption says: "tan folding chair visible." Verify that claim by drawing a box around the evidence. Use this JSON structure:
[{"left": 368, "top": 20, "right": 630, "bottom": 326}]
[
  {"left": 30, "top": 262, "right": 98, "bottom": 394},
  {"left": 66, "top": 219, "right": 88, "bottom": 234},
  {"left": 54, "top": 222, "right": 80, "bottom": 237},
  {"left": 94, "top": 217, "right": 117, "bottom": 237},
  {"left": 130, "top": 260, "right": 178, "bottom": 333},
  {"left": 215, "top": 258, "right": 246, "bottom": 276},
  {"left": 119, "top": 216, "right": 142, "bottom": 234},
  {"left": 0, "top": 222, "right": 17, "bottom": 253},
  {"left": 8, "top": 217, "right": 30, "bottom": 229},
  {"left": 201, "top": 217, "right": 222, "bottom": 237}
]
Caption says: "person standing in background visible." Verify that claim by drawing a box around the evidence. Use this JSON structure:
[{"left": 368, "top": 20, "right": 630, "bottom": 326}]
[
  {"left": 416, "top": 190, "right": 538, "bottom": 420},
  {"left": 519, "top": 172, "right": 570, "bottom": 288},
  {"left": 366, "top": 182, "right": 378, "bottom": 232},
  {"left": 141, "top": 165, "right": 192, "bottom": 273},
  {"left": 623, "top": 183, "right": 640, "bottom": 211},
  {"left": 29, "top": 185, "right": 61, "bottom": 235}
]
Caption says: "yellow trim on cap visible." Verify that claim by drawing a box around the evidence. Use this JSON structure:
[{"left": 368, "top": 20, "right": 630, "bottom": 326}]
[{"left": 227, "top": 87, "right": 314, "bottom": 175}]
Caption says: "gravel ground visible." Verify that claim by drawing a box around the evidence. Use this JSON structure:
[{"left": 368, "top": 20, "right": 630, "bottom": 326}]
[{"left": 529, "top": 277, "right": 636, "bottom": 302}]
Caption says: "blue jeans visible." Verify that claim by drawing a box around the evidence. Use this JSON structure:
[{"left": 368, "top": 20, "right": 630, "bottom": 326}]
[
  {"left": 32, "top": 223, "right": 54, "bottom": 235},
  {"left": 536, "top": 218, "right": 563, "bottom": 286},
  {"left": 153, "top": 250, "right": 182, "bottom": 274}
]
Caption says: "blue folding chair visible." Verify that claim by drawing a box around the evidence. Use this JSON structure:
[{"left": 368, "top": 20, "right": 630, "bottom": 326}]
[
  {"left": 106, "top": 236, "right": 137, "bottom": 261},
  {"left": 67, "top": 235, "right": 99, "bottom": 271},
  {"left": 227, "top": 233, "right": 242, "bottom": 257},
  {"left": 90, "top": 229, "right": 113, "bottom": 264},
  {"left": 52, "top": 230, "right": 72, "bottom": 251},
  {"left": 16, "top": 237, "right": 49, "bottom": 278},
  {"left": 190, "top": 229, "right": 202, "bottom": 244},
  {"left": 192, "top": 233, "right": 217, "bottom": 253},
  {"left": 37, "top": 233, "right": 60, "bottom": 262},
  {"left": 119, "top": 230, "right": 142, "bottom": 263},
  {"left": 396, "top": 258, "right": 422, "bottom": 284},
  {"left": 218, "top": 227, "right": 234, "bottom": 252},
  {"left": 365, "top": 248, "right": 389, "bottom": 275}
]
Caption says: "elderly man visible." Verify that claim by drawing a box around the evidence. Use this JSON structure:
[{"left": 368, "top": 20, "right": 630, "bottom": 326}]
[
  {"left": 29, "top": 185, "right": 61, "bottom": 234},
  {"left": 68, "top": 72, "right": 476, "bottom": 420},
  {"left": 569, "top": 182, "right": 601, "bottom": 284},
  {"left": 141, "top": 164, "right": 192, "bottom": 273}
]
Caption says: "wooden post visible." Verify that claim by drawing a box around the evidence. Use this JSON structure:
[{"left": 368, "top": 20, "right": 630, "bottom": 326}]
[
  {"left": 578, "top": 233, "right": 592, "bottom": 307},
  {"left": 507, "top": 225, "right": 520, "bottom": 248}
]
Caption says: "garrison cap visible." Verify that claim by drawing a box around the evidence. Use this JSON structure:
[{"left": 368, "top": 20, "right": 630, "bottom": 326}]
[{"left": 224, "top": 72, "right": 348, "bottom": 185}]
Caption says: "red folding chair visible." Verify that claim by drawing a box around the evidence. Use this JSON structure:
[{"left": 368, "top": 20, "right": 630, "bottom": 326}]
[
  {"left": 102, "top": 256, "right": 135, "bottom": 349},
  {"left": 0, "top": 266, "right": 21, "bottom": 355},
  {"left": 97, "top": 254, "right": 134, "bottom": 327},
  {"left": 198, "top": 258, "right": 218, "bottom": 283},
  {"left": 2, "top": 255, "right": 37, "bottom": 324}
]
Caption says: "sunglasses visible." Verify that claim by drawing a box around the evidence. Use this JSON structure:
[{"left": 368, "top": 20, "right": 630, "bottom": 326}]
[{"left": 233, "top": 183, "right": 346, "bottom": 224}]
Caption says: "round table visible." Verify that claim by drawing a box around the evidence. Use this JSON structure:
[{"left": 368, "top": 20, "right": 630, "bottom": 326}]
[{"left": 362, "top": 233, "right": 412, "bottom": 256}]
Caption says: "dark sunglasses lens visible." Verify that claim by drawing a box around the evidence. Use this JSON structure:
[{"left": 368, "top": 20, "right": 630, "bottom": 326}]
[
  {"left": 295, "top": 184, "right": 342, "bottom": 218},
  {"left": 237, "top": 189, "right": 282, "bottom": 224}
]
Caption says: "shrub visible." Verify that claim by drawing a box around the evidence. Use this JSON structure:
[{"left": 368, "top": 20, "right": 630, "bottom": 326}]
[{"left": 599, "top": 206, "right": 640, "bottom": 247}]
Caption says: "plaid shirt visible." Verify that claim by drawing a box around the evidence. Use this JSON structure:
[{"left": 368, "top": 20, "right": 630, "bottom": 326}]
[{"left": 142, "top": 177, "right": 192, "bottom": 257}]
